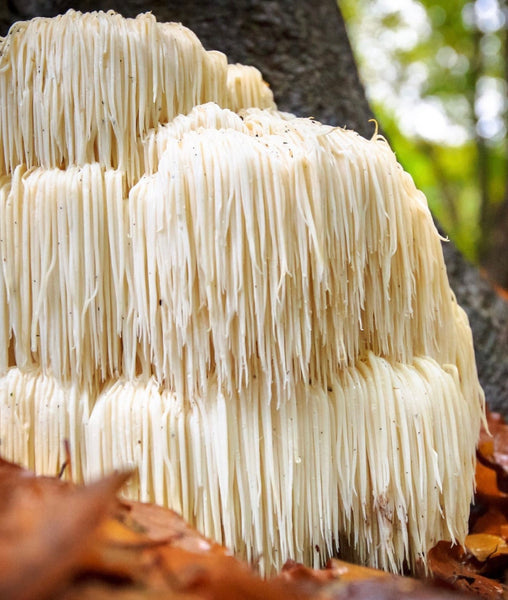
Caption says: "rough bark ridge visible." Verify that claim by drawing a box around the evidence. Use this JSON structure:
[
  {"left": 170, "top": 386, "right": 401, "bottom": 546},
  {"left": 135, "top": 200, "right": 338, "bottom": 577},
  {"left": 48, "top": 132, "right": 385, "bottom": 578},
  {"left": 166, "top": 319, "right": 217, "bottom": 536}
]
[{"left": 2, "top": 0, "right": 507, "bottom": 413}]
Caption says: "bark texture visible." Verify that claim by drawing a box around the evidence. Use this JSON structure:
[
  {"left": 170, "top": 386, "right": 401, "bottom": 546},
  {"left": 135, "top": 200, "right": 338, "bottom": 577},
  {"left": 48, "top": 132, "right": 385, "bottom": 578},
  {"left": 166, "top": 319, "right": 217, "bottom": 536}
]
[{"left": 1, "top": 0, "right": 507, "bottom": 412}]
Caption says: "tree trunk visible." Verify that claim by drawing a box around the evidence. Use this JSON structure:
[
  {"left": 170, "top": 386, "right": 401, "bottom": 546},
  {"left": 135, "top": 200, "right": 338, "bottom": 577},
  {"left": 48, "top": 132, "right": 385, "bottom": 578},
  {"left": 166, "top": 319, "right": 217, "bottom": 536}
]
[{"left": 2, "top": 0, "right": 508, "bottom": 413}]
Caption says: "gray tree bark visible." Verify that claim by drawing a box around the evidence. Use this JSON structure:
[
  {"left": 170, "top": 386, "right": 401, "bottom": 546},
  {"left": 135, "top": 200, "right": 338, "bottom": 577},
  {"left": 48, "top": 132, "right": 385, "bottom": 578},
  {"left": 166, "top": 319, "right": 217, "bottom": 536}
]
[{"left": 2, "top": 0, "right": 507, "bottom": 413}]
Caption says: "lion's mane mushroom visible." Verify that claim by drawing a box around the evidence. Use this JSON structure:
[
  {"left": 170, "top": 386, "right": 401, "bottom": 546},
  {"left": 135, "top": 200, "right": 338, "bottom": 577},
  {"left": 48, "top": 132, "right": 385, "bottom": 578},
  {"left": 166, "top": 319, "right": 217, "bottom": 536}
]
[{"left": 0, "top": 10, "right": 484, "bottom": 575}]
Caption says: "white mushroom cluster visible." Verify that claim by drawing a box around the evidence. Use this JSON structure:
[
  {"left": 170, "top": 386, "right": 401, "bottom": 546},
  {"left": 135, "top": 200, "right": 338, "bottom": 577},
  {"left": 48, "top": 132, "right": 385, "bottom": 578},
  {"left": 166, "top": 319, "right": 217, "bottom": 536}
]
[{"left": 0, "top": 10, "right": 484, "bottom": 575}]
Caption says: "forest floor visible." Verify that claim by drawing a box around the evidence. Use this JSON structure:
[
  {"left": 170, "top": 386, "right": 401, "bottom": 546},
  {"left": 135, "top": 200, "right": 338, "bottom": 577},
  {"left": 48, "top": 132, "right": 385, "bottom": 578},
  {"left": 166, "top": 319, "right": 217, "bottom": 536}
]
[{"left": 1, "top": 411, "right": 508, "bottom": 600}]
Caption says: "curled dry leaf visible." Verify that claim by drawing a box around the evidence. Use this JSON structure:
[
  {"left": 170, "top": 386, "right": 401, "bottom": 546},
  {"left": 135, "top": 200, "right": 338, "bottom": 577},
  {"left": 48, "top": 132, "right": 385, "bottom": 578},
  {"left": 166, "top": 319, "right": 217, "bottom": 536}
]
[
  {"left": 478, "top": 412, "right": 508, "bottom": 494},
  {"left": 0, "top": 458, "right": 128, "bottom": 600},
  {"left": 278, "top": 560, "right": 466, "bottom": 600},
  {"left": 428, "top": 541, "right": 506, "bottom": 599},
  {"left": 471, "top": 506, "right": 508, "bottom": 537},
  {"left": 75, "top": 499, "right": 230, "bottom": 585},
  {"left": 465, "top": 534, "right": 508, "bottom": 563},
  {"left": 320, "top": 578, "right": 474, "bottom": 600},
  {"left": 119, "top": 499, "right": 228, "bottom": 554}
]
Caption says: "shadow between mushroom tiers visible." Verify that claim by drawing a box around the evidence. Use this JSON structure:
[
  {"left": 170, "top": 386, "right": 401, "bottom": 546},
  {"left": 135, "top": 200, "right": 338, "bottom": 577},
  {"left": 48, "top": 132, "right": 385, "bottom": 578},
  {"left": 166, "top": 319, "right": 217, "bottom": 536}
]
[{"left": 0, "top": 10, "right": 485, "bottom": 576}]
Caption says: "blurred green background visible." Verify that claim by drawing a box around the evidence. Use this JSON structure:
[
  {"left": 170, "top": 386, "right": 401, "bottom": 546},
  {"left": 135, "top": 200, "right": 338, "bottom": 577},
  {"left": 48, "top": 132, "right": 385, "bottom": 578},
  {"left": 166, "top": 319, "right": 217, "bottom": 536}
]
[{"left": 339, "top": 0, "right": 508, "bottom": 288}]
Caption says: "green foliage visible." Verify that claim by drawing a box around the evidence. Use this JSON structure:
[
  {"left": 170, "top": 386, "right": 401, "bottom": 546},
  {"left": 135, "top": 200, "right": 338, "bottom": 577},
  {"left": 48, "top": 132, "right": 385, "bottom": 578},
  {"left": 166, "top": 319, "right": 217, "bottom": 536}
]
[{"left": 339, "top": 0, "right": 508, "bottom": 267}]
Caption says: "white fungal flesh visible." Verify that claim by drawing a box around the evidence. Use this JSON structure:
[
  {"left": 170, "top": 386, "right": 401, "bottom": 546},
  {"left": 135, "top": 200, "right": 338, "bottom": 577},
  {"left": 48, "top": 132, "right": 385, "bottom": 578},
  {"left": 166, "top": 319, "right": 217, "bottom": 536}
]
[
  {"left": 0, "top": 108, "right": 480, "bottom": 403},
  {"left": 0, "top": 11, "right": 273, "bottom": 183},
  {"left": 0, "top": 353, "right": 479, "bottom": 574},
  {"left": 0, "top": 10, "right": 484, "bottom": 576},
  {"left": 226, "top": 64, "right": 277, "bottom": 113}
]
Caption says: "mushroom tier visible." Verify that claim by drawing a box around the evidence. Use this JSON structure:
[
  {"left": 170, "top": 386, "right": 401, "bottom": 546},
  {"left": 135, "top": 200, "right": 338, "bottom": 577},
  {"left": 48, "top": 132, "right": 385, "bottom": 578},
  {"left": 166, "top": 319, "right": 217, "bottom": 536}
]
[
  {"left": 0, "top": 103, "right": 484, "bottom": 574},
  {"left": 0, "top": 353, "right": 479, "bottom": 575},
  {"left": 0, "top": 11, "right": 274, "bottom": 184}
]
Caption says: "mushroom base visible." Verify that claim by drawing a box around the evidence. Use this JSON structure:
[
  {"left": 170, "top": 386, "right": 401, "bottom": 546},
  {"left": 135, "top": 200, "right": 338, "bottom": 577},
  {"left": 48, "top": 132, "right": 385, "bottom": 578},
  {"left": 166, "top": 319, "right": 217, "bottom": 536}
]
[{"left": 0, "top": 352, "right": 482, "bottom": 575}]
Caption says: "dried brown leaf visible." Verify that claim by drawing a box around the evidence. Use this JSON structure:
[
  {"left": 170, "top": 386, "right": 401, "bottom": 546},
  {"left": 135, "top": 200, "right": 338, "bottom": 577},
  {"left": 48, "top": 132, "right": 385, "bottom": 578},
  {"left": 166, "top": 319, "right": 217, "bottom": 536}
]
[
  {"left": 465, "top": 534, "right": 508, "bottom": 562},
  {"left": 0, "top": 459, "right": 128, "bottom": 600},
  {"left": 2, "top": 453, "right": 507, "bottom": 600},
  {"left": 478, "top": 412, "right": 508, "bottom": 494},
  {"left": 428, "top": 541, "right": 507, "bottom": 599}
]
